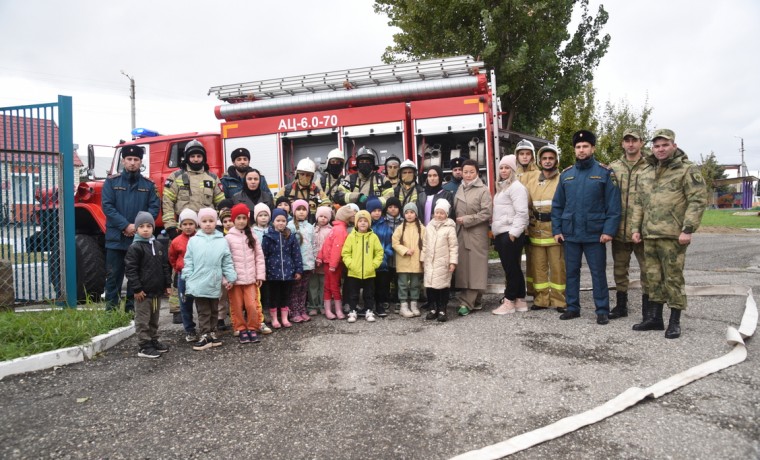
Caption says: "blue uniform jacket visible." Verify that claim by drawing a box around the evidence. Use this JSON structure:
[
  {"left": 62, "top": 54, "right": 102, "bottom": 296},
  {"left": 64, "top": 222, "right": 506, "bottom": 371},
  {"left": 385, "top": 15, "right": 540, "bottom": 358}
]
[
  {"left": 551, "top": 157, "right": 621, "bottom": 243},
  {"left": 261, "top": 227, "right": 303, "bottom": 281},
  {"left": 102, "top": 171, "right": 160, "bottom": 250}
]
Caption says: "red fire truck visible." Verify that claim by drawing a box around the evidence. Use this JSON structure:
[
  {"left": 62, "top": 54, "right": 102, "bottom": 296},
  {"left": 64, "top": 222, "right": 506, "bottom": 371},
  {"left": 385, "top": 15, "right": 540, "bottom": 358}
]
[{"left": 208, "top": 55, "right": 501, "bottom": 191}]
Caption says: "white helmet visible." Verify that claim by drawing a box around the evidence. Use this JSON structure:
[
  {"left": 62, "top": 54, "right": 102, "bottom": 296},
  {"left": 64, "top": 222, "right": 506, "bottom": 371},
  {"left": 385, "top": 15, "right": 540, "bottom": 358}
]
[
  {"left": 514, "top": 139, "right": 535, "bottom": 155},
  {"left": 327, "top": 148, "right": 345, "bottom": 162},
  {"left": 296, "top": 158, "right": 316, "bottom": 174},
  {"left": 399, "top": 159, "right": 417, "bottom": 172}
]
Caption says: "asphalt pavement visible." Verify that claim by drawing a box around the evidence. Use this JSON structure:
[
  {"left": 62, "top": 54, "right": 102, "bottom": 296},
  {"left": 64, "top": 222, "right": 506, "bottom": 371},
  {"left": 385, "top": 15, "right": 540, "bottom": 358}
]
[{"left": 1, "top": 232, "right": 758, "bottom": 459}]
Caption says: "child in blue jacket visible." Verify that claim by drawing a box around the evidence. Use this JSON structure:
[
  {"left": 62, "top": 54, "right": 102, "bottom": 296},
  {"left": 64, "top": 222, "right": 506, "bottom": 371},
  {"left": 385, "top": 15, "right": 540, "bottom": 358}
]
[
  {"left": 262, "top": 208, "right": 303, "bottom": 329},
  {"left": 366, "top": 197, "right": 394, "bottom": 317},
  {"left": 183, "top": 207, "right": 237, "bottom": 351}
]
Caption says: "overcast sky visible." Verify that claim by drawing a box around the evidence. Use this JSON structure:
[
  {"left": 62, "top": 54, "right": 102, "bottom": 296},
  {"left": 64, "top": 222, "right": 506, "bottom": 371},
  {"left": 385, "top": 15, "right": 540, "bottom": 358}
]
[{"left": 1, "top": 0, "right": 758, "bottom": 173}]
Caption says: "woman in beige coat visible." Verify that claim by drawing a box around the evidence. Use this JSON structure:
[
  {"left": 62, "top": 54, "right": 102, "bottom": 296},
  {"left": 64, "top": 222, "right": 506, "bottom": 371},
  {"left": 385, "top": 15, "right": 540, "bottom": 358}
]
[
  {"left": 453, "top": 159, "right": 493, "bottom": 315},
  {"left": 422, "top": 199, "right": 458, "bottom": 321}
]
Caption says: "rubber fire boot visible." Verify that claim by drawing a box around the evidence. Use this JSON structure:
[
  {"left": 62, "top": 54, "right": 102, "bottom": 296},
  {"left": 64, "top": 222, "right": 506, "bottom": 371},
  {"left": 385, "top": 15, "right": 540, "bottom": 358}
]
[
  {"left": 632, "top": 301, "right": 665, "bottom": 331},
  {"left": 334, "top": 300, "right": 345, "bottom": 320},
  {"left": 665, "top": 308, "right": 681, "bottom": 339},
  {"left": 323, "top": 300, "right": 336, "bottom": 320},
  {"left": 609, "top": 291, "right": 628, "bottom": 319},
  {"left": 281, "top": 307, "right": 292, "bottom": 328},
  {"left": 269, "top": 308, "right": 281, "bottom": 329}
]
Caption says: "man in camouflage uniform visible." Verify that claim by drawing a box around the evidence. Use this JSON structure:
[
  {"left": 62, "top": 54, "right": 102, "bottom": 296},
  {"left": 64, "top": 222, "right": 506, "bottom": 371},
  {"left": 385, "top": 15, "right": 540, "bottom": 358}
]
[
  {"left": 631, "top": 129, "right": 707, "bottom": 339},
  {"left": 608, "top": 128, "right": 649, "bottom": 320},
  {"left": 162, "top": 139, "right": 225, "bottom": 323}
]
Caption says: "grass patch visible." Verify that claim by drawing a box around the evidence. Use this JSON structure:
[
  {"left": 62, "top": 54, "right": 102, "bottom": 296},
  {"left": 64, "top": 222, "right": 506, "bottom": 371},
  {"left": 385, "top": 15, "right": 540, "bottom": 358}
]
[
  {"left": 0, "top": 306, "right": 132, "bottom": 361},
  {"left": 0, "top": 244, "right": 48, "bottom": 263},
  {"left": 701, "top": 209, "right": 760, "bottom": 229}
]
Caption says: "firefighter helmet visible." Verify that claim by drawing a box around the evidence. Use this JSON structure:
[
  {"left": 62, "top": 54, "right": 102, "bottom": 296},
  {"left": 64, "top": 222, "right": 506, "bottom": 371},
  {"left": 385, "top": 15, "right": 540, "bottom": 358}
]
[
  {"left": 185, "top": 139, "right": 206, "bottom": 156},
  {"left": 514, "top": 139, "right": 535, "bottom": 154},
  {"left": 296, "top": 158, "right": 317, "bottom": 174},
  {"left": 327, "top": 148, "right": 345, "bottom": 162},
  {"left": 356, "top": 146, "right": 378, "bottom": 165},
  {"left": 399, "top": 159, "right": 417, "bottom": 172}
]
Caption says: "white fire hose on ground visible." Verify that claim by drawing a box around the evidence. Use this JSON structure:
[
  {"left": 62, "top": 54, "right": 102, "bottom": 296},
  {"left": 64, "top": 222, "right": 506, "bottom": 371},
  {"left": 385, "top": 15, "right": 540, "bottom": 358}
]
[{"left": 451, "top": 284, "right": 757, "bottom": 460}]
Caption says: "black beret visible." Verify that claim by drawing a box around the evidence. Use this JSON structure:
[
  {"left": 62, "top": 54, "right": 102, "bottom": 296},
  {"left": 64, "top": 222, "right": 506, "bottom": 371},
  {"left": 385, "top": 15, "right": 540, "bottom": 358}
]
[
  {"left": 449, "top": 157, "right": 465, "bottom": 169},
  {"left": 121, "top": 145, "right": 144, "bottom": 159},
  {"left": 231, "top": 147, "right": 250, "bottom": 161},
  {"left": 572, "top": 130, "right": 596, "bottom": 146}
]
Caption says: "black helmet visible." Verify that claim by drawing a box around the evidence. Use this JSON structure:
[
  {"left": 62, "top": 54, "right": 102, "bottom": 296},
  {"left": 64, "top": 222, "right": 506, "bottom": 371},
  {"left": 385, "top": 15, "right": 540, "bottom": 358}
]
[{"left": 356, "top": 146, "right": 378, "bottom": 165}]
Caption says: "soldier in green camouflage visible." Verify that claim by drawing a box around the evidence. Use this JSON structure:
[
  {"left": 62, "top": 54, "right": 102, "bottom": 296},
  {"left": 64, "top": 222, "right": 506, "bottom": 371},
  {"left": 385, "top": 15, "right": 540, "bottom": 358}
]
[
  {"left": 631, "top": 129, "right": 708, "bottom": 339},
  {"left": 609, "top": 128, "right": 649, "bottom": 320}
]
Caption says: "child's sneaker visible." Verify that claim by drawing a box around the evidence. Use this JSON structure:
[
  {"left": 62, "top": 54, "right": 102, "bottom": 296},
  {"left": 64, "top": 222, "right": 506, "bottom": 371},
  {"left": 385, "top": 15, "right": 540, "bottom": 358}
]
[
  {"left": 249, "top": 331, "right": 260, "bottom": 343},
  {"left": 209, "top": 332, "right": 223, "bottom": 347},
  {"left": 152, "top": 340, "right": 169, "bottom": 353},
  {"left": 192, "top": 335, "right": 212, "bottom": 351},
  {"left": 437, "top": 311, "right": 447, "bottom": 322},
  {"left": 365, "top": 310, "right": 376, "bottom": 322},
  {"left": 347, "top": 310, "right": 358, "bottom": 323},
  {"left": 185, "top": 332, "right": 198, "bottom": 343},
  {"left": 260, "top": 324, "right": 272, "bottom": 335},
  {"left": 376, "top": 303, "right": 388, "bottom": 318},
  {"left": 239, "top": 331, "right": 251, "bottom": 344},
  {"left": 138, "top": 347, "right": 160, "bottom": 358}
]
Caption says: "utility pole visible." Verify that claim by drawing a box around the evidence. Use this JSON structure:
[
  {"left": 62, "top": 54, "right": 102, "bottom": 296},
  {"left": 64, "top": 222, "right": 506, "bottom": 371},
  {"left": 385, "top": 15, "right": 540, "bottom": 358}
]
[
  {"left": 735, "top": 136, "right": 746, "bottom": 176},
  {"left": 120, "top": 70, "right": 136, "bottom": 132}
]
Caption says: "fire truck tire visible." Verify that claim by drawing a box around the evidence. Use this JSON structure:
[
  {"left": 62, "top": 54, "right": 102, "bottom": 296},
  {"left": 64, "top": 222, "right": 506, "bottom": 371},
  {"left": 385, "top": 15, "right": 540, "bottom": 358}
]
[{"left": 75, "top": 234, "right": 105, "bottom": 304}]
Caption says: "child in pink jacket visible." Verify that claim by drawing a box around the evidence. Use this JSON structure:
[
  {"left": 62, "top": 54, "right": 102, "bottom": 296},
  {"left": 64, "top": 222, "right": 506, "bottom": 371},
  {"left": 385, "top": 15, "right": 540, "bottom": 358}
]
[
  {"left": 225, "top": 204, "right": 266, "bottom": 344},
  {"left": 316, "top": 205, "right": 355, "bottom": 320}
]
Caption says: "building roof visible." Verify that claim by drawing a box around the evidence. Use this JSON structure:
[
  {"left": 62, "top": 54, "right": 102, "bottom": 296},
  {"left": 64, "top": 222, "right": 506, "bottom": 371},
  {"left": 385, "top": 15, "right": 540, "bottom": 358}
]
[{"left": 0, "top": 114, "right": 83, "bottom": 166}]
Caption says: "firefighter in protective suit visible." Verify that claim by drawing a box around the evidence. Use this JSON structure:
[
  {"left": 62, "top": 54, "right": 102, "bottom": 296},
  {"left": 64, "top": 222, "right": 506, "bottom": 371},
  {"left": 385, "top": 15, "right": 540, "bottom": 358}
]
[
  {"left": 336, "top": 146, "right": 389, "bottom": 209},
  {"left": 383, "top": 155, "right": 402, "bottom": 188},
  {"left": 320, "top": 148, "right": 346, "bottom": 204},
  {"left": 523, "top": 145, "right": 566, "bottom": 310},
  {"left": 515, "top": 139, "right": 538, "bottom": 183},
  {"left": 275, "top": 157, "right": 331, "bottom": 222},
  {"left": 162, "top": 139, "right": 225, "bottom": 239},
  {"left": 382, "top": 160, "right": 427, "bottom": 221}
]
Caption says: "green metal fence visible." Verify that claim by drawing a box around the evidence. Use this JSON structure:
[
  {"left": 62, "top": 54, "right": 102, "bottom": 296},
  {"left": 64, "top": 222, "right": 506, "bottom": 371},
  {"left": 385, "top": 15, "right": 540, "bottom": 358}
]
[{"left": 0, "top": 96, "right": 77, "bottom": 307}]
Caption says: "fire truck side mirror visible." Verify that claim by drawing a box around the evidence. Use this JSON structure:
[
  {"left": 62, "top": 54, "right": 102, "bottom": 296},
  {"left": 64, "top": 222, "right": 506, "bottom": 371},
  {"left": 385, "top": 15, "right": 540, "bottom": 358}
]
[{"left": 87, "top": 144, "right": 96, "bottom": 178}]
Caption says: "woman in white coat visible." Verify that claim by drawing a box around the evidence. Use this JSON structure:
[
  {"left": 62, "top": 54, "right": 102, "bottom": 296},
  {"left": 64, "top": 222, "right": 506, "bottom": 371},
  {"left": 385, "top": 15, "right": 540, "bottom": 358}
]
[{"left": 491, "top": 155, "right": 530, "bottom": 314}]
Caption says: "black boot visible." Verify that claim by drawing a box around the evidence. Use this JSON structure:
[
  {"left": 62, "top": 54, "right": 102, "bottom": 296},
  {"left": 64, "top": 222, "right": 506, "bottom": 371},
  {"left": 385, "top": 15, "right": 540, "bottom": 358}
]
[
  {"left": 425, "top": 304, "right": 438, "bottom": 320},
  {"left": 632, "top": 301, "right": 665, "bottom": 331},
  {"left": 609, "top": 291, "right": 628, "bottom": 319},
  {"left": 665, "top": 308, "right": 681, "bottom": 339},
  {"left": 437, "top": 301, "right": 448, "bottom": 322}
]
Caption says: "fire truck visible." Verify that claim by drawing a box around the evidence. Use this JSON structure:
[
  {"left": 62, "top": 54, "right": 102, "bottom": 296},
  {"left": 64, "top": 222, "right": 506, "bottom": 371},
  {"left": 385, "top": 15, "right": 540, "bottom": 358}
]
[
  {"left": 208, "top": 55, "right": 501, "bottom": 191},
  {"left": 72, "top": 55, "right": 505, "bottom": 301}
]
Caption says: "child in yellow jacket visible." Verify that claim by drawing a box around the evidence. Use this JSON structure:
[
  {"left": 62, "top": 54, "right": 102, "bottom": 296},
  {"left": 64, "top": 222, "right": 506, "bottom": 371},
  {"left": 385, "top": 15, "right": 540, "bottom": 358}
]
[
  {"left": 392, "top": 203, "right": 426, "bottom": 318},
  {"left": 341, "top": 210, "right": 384, "bottom": 323}
]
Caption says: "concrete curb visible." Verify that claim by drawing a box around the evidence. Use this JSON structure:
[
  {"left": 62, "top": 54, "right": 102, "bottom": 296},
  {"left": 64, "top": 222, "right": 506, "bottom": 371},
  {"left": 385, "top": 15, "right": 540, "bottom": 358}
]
[{"left": 0, "top": 321, "right": 135, "bottom": 381}]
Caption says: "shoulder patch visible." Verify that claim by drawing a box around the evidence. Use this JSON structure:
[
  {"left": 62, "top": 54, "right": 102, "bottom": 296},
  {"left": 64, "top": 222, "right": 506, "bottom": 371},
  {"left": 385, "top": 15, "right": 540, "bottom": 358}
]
[
  {"left": 340, "top": 179, "right": 352, "bottom": 189},
  {"left": 164, "top": 178, "right": 173, "bottom": 188},
  {"left": 691, "top": 171, "right": 705, "bottom": 185}
]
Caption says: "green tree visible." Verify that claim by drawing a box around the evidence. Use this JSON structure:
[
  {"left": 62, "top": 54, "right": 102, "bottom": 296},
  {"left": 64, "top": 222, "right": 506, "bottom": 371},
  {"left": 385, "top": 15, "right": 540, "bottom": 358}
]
[
  {"left": 596, "top": 96, "right": 654, "bottom": 163},
  {"left": 699, "top": 152, "right": 729, "bottom": 194},
  {"left": 536, "top": 82, "right": 598, "bottom": 169},
  {"left": 374, "top": 0, "right": 611, "bottom": 133}
]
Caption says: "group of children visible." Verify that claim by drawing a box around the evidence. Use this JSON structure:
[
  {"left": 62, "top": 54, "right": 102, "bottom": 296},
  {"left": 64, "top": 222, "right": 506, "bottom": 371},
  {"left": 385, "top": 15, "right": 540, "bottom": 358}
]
[{"left": 125, "top": 193, "right": 460, "bottom": 358}]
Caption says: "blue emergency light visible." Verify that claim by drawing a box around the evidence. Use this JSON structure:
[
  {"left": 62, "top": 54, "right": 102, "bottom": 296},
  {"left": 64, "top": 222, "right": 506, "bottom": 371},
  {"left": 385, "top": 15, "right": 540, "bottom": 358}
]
[{"left": 131, "top": 128, "right": 160, "bottom": 138}]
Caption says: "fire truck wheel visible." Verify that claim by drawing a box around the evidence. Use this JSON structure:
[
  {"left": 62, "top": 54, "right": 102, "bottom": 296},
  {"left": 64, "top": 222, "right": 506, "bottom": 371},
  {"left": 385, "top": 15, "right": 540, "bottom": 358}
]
[{"left": 75, "top": 233, "right": 105, "bottom": 304}]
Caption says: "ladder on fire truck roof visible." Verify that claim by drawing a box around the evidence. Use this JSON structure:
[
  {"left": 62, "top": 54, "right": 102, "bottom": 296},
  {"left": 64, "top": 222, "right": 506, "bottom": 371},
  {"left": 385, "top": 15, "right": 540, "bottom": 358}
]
[{"left": 209, "top": 55, "right": 485, "bottom": 103}]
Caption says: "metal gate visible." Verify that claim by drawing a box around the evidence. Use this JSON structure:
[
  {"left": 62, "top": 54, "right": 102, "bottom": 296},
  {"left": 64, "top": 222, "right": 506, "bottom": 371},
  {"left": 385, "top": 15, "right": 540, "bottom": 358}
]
[{"left": 0, "top": 96, "right": 77, "bottom": 307}]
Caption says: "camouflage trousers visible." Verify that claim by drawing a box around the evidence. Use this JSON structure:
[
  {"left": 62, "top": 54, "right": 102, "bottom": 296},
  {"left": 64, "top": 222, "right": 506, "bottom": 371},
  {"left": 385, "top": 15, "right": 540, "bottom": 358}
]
[
  {"left": 643, "top": 238, "right": 688, "bottom": 310},
  {"left": 612, "top": 240, "right": 647, "bottom": 293}
]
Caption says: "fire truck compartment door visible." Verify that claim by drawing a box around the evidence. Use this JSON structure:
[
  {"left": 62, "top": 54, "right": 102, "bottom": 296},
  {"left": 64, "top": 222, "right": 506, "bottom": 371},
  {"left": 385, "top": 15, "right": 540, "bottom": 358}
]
[
  {"left": 342, "top": 121, "right": 404, "bottom": 138},
  {"left": 224, "top": 134, "right": 280, "bottom": 191},
  {"left": 414, "top": 114, "right": 485, "bottom": 135}
]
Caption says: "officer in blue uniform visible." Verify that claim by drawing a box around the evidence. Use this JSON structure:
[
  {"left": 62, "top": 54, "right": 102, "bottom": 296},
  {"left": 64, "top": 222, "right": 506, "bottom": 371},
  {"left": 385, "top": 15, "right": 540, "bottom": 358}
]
[
  {"left": 551, "top": 130, "right": 621, "bottom": 324},
  {"left": 102, "top": 145, "right": 160, "bottom": 312}
]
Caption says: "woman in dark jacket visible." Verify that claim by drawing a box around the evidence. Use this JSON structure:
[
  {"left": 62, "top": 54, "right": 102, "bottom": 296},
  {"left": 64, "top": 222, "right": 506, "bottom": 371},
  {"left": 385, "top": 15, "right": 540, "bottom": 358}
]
[
  {"left": 232, "top": 168, "right": 274, "bottom": 213},
  {"left": 422, "top": 165, "right": 454, "bottom": 225}
]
